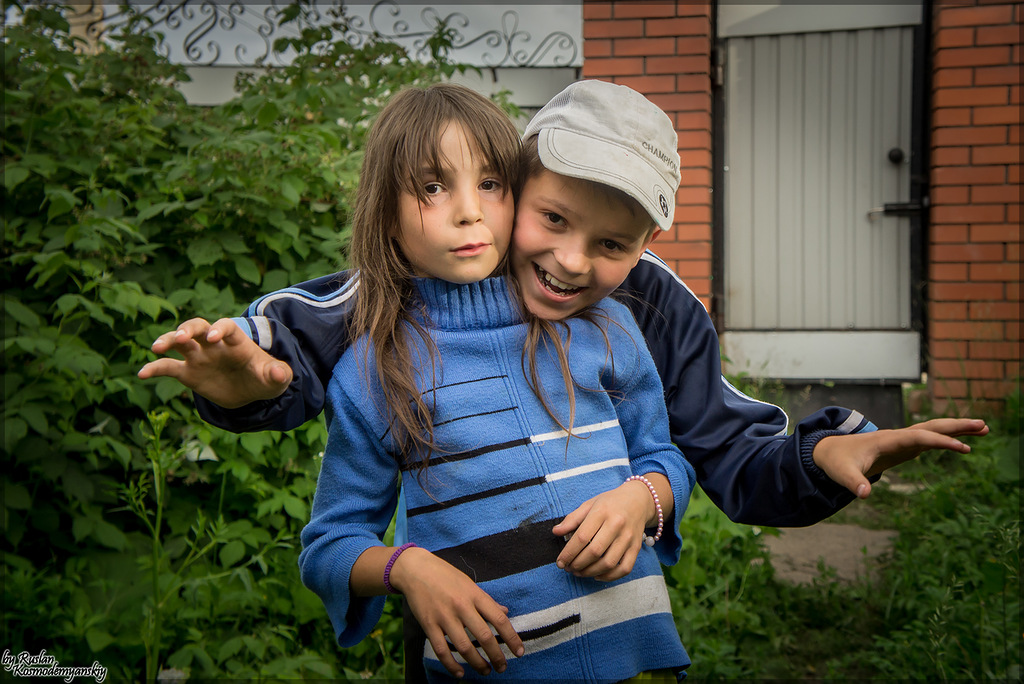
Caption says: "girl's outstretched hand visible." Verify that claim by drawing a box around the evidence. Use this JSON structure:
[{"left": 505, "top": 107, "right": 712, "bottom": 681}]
[
  {"left": 137, "top": 317, "right": 293, "bottom": 408},
  {"left": 813, "top": 418, "right": 990, "bottom": 499},
  {"left": 552, "top": 478, "right": 656, "bottom": 582},
  {"left": 390, "top": 547, "right": 524, "bottom": 678}
]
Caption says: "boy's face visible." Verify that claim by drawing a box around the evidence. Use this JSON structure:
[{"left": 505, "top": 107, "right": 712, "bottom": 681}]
[
  {"left": 397, "top": 123, "right": 514, "bottom": 284},
  {"left": 511, "top": 170, "right": 658, "bottom": 320}
]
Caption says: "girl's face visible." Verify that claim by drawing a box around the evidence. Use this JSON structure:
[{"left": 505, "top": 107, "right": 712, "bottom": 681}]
[{"left": 397, "top": 123, "right": 514, "bottom": 284}]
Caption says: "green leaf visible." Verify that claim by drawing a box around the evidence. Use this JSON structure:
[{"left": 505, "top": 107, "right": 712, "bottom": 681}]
[
  {"left": 93, "top": 518, "right": 128, "bottom": 550},
  {"left": 154, "top": 377, "right": 186, "bottom": 403},
  {"left": 283, "top": 495, "right": 308, "bottom": 521},
  {"left": 186, "top": 237, "right": 224, "bottom": 267},
  {"left": 72, "top": 515, "right": 95, "bottom": 542},
  {"left": 4, "top": 418, "right": 27, "bottom": 452},
  {"left": 280, "top": 176, "right": 306, "bottom": 207},
  {"left": 3, "top": 297, "right": 41, "bottom": 327},
  {"left": 234, "top": 256, "right": 261, "bottom": 285},
  {"left": 18, "top": 404, "right": 49, "bottom": 435},
  {"left": 217, "top": 636, "right": 245, "bottom": 663},
  {"left": 4, "top": 482, "right": 31, "bottom": 510},
  {"left": 86, "top": 629, "right": 114, "bottom": 653},
  {"left": 44, "top": 187, "right": 79, "bottom": 220},
  {"left": 220, "top": 539, "right": 245, "bottom": 568},
  {"left": 4, "top": 165, "right": 30, "bottom": 191},
  {"left": 257, "top": 101, "right": 280, "bottom": 127}
]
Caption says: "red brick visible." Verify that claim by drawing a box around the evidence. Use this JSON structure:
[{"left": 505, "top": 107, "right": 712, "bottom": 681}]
[
  {"left": 614, "top": 37, "right": 677, "bottom": 56},
  {"left": 931, "top": 165, "right": 1007, "bottom": 185},
  {"left": 931, "top": 319, "right": 1005, "bottom": 340},
  {"left": 932, "top": 146, "right": 971, "bottom": 165},
  {"left": 971, "top": 262, "right": 1021, "bottom": 281},
  {"left": 1011, "top": 84, "right": 1021, "bottom": 104},
  {"left": 675, "top": 110, "right": 712, "bottom": 130},
  {"left": 974, "top": 65, "right": 1024, "bottom": 86},
  {"left": 677, "top": 129, "right": 711, "bottom": 149},
  {"left": 612, "top": 74, "right": 677, "bottom": 93},
  {"left": 932, "top": 359, "right": 1006, "bottom": 380},
  {"left": 930, "top": 224, "right": 970, "bottom": 242},
  {"left": 930, "top": 281, "right": 1006, "bottom": 301},
  {"left": 976, "top": 25, "right": 1021, "bottom": 46},
  {"left": 1007, "top": 319, "right": 1022, "bottom": 340},
  {"left": 930, "top": 340, "right": 971, "bottom": 359},
  {"left": 932, "top": 301, "right": 969, "bottom": 320},
  {"left": 675, "top": 3, "right": 712, "bottom": 18},
  {"left": 584, "top": 39, "right": 612, "bottom": 58},
  {"left": 934, "top": 27, "right": 975, "bottom": 49},
  {"left": 971, "top": 183, "right": 1021, "bottom": 203},
  {"left": 649, "top": 93, "right": 709, "bottom": 113},
  {"left": 970, "top": 341, "right": 1022, "bottom": 360},
  {"left": 673, "top": 36, "right": 711, "bottom": 55},
  {"left": 1009, "top": 203, "right": 1020, "bottom": 222},
  {"left": 931, "top": 242, "right": 1006, "bottom": 262},
  {"left": 1008, "top": 164, "right": 1020, "bottom": 183},
  {"left": 681, "top": 167, "right": 712, "bottom": 186},
  {"left": 645, "top": 18, "right": 710, "bottom": 38},
  {"left": 1007, "top": 279, "right": 1023, "bottom": 302},
  {"left": 973, "top": 105, "right": 1023, "bottom": 125},
  {"left": 970, "top": 301, "right": 1021, "bottom": 320},
  {"left": 970, "top": 223, "right": 1022, "bottom": 242},
  {"left": 1014, "top": 43, "right": 1022, "bottom": 64},
  {"left": 584, "top": 19, "right": 643, "bottom": 39},
  {"left": 934, "top": 86, "right": 1009, "bottom": 107},
  {"left": 614, "top": 2, "right": 678, "bottom": 19},
  {"left": 676, "top": 186, "right": 711, "bottom": 205},
  {"left": 583, "top": 1, "right": 613, "bottom": 20},
  {"left": 651, "top": 241, "right": 711, "bottom": 260},
  {"left": 583, "top": 57, "right": 646, "bottom": 77},
  {"left": 932, "top": 185, "right": 971, "bottom": 204},
  {"left": 938, "top": 4, "right": 1015, "bottom": 28},
  {"left": 930, "top": 382, "right": 970, "bottom": 405},
  {"left": 932, "top": 125, "right": 1007, "bottom": 147},
  {"left": 646, "top": 55, "right": 709, "bottom": 74},
  {"left": 1010, "top": 124, "right": 1021, "bottom": 144},
  {"left": 931, "top": 204, "right": 1006, "bottom": 224},
  {"left": 675, "top": 204, "right": 711, "bottom": 223},
  {"left": 933, "top": 67, "right": 975, "bottom": 88},
  {"left": 934, "top": 46, "right": 1012, "bottom": 69},
  {"left": 676, "top": 222, "right": 711, "bottom": 242},
  {"left": 930, "top": 263, "right": 969, "bottom": 280},
  {"left": 971, "top": 379, "right": 1018, "bottom": 399},
  {"left": 675, "top": 73, "right": 712, "bottom": 93},
  {"left": 1007, "top": 243, "right": 1021, "bottom": 263},
  {"left": 972, "top": 145, "right": 1021, "bottom": 164},
  {"left": 934, "top": 107, "right": 973, "bottom": 127},
  {"left": 680, "top": 149, "right": 712, "bottom": 169}
]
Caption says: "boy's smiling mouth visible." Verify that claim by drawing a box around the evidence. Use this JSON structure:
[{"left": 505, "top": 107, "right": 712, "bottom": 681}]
[{"left": 534, "top": 263, "right": 584, "bottom": 297}]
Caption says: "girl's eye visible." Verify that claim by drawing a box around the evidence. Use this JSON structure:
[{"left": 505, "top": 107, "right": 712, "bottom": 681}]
[
  {"left": 480, "top": 179, "right": 501, "bottom": 191},
  {"left": 424, "top": 183, "right": 443, "bottom": 195}
]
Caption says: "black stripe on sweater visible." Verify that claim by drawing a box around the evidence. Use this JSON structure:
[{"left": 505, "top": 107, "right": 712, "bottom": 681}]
[
  {"left": 399, "top": 437, "right": 530, "bottom": 472},
  {"left": 449, "top": 614, "right": 582, "bottom": 653},
  {"left": 432, "top": 518, "right": 565, "bottom": 584},
  {"left": 407, "top": 476, "right": 546, "bottom": 518}
]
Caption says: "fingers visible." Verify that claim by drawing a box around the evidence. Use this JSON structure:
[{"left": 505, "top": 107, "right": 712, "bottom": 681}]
[
  {"left": 909, "top": 418, "right": 989, "bottom": 438},
  {"left": 137, "top": 357, "right": 185, "bottom": 381},
  {"left": 149, "top": 318, "right": 212, "bottom": 354}
]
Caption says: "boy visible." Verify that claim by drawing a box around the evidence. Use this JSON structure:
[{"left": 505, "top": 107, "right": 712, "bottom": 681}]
[{"left": 140, "top": 80, "right": 987, "bottom": 525}]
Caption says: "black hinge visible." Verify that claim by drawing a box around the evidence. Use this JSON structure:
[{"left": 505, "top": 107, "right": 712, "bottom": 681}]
[{"left": 712, "top": 46, "right": 725, "bottom": 89}]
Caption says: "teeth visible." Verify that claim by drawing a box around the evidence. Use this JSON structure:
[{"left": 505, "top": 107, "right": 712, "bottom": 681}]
[{"left": 536, "top": 265, "right": 582, "bottom": 295}]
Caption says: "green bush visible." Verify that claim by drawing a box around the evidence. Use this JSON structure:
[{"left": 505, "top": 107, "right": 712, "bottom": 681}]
[{"left": 2, "top": 1, "right": 463, "bottom": 678}]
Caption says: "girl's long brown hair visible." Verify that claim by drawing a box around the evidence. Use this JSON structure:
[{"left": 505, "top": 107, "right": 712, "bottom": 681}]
[{"left": 348, "top": 83, "right": 521, "bottom": 472}]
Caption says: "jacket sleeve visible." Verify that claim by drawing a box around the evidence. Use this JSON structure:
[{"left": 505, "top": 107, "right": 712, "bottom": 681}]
[
  {"left": 298, "top": 361, "right": 399, "bottom": 647},
  {"left": 601, "top": 302, "right": 697, "bottom": 567},
  {"left": 619, "top": 252, "right": 877, "bottom": 527},
  {"left": 193, "top": 270, "right": 358, "bottom": 432}
]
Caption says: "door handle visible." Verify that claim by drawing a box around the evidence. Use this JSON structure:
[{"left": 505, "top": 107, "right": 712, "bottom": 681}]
[{"left": 867, "top": 201, "right": 924, "bottom": 220}]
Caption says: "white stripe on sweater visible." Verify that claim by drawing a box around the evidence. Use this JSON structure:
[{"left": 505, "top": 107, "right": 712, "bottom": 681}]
[
  {"left": 530, "top": 419, "right": 620, "bottom": 444},
  {"left": 424, "top": 574, "right": 672, "bottom": 664},
  {"left": 545, "top": 458, "right": 630, "bottom": 483}
]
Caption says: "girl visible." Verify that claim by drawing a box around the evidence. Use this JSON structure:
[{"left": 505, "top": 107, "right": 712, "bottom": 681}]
[{"left": 298, "top": 82, "right": 694, "bottom": 681}]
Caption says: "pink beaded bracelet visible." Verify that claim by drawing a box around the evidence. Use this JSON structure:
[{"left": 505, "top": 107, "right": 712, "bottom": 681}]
[
  {"left": 383, "top": 542, "right": 417, "bottom": 594},
  {"left": 626, "top": 475, "right": 664, "bottom": 546}
]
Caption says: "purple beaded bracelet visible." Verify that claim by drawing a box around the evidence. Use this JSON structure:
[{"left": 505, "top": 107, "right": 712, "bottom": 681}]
[
  {"left": 626, "top": 475, "right": 664, "bottom": 546},
  {"left": 383, "top": 542, "right": 417, "bottom": 594}
]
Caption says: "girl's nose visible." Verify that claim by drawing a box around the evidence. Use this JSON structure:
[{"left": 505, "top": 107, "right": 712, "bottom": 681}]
[{"left": 455, "top": 189, "right": 484, "bottom": 225}]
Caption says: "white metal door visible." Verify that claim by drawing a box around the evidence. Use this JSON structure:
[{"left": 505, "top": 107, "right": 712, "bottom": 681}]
[{"left": 718, "top": 4, "right": 922, "bottom": 381}]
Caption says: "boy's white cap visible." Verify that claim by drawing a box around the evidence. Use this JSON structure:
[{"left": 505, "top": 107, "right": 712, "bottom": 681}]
[{"left": 523, "top": 80, "right": 680, "bottom": 231}]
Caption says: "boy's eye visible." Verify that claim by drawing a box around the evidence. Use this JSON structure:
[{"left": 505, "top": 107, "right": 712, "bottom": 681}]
[
  {"left": 600, "top": 239, "right": 625, "bottom": 252},
  {"left": 544, "top": 212, "right": 565, "bottom": 226},
  {"left": 424, "top": 182, "right": 443, "bottom": 195}
]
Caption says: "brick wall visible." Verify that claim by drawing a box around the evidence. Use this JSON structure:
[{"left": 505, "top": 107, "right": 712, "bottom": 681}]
[
  {"left": 581, "top": 1, "right": 714, "bottom": 311},
  {"left": 929, "top": 0, "right": 1021, "bottom": 415}
]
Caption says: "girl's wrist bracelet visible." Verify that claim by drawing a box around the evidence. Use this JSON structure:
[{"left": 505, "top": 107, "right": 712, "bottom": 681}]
[
  {"left": 626, "top": 475, "right": 664, "bottom": 546},
  {"left": 383, "top": 542, "right": 417, "bottom": 594}
]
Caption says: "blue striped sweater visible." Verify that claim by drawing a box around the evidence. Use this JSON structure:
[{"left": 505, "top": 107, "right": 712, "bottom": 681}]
[{"left": 299, "top": 276, "right": 695, "bottom": 681}]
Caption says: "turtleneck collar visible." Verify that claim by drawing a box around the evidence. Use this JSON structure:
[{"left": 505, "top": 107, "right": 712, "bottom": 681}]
[{"left": 412, "top": 277, "right": 523, "bottom": 330}]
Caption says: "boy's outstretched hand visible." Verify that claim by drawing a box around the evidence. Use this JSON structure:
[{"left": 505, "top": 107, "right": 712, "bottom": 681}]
[
  {"left": 137, "top": 317, "right": 293, "bottom": 408},
  {"left": 813, "top": 418, "right": 990, "bottom": 499}
]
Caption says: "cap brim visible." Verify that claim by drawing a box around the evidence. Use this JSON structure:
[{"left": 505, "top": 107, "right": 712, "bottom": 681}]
[{"left": 536, "top": 128, "right": 675, "bottom": 230}]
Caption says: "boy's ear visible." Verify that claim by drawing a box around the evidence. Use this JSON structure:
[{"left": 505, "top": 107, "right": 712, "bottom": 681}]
[{"left": 632, "top": 230, "right": 660, "bottom": 267}]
